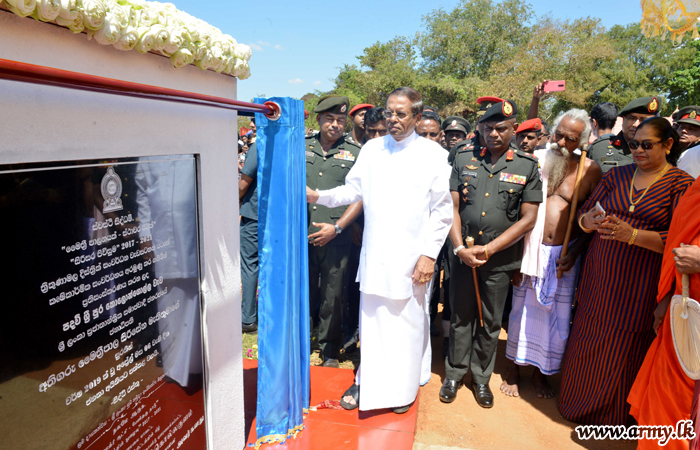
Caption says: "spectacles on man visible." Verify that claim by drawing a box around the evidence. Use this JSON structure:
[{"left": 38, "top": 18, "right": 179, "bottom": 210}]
[
  {"left": 383, "top": 110, "right": 412, "bottom": 120},
  {"left": 628, "top": 140, "right": 662, "bottom": 150}
]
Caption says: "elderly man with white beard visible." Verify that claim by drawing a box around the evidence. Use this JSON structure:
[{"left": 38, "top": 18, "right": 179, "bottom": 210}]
[{"left": 500, "top": 109, "right": 603, "bottom": 399}]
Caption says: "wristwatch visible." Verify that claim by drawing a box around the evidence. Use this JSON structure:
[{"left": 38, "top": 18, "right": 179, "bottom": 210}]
[
  {"left": 453, "top": 245, "right": 465, "bottom": 256},
  {"left": 334, "top": 224, "right": 343, "bottom": 235}
]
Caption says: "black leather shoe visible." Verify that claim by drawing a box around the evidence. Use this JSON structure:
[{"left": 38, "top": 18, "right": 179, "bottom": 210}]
[
  {"left": 242, "top": 323, "right": 257, "bottom": 333},
  {"left": 439, "top": 378, "right": 462, "bottom": 403},
  {"left": 321, "top": 358, "right": 340, "bottom": 368},
  {"left": 472, "top": 382, "right": 494, "bottom": 408}
]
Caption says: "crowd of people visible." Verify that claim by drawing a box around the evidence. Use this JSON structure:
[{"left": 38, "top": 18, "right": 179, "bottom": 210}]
[{"left": 239, "top": 83, "right": 700, "bottom": 445}]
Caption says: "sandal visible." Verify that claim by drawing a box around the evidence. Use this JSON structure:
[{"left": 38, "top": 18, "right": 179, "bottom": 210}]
[
  {"left": 340, "top": 383, "right": 359, "bottom": 410},
  {"left": 392, "top": 403, "right": 411, "bottom": 414}
]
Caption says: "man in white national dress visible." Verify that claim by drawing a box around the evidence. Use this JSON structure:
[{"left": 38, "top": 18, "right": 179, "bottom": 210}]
[{"left": 306, "top": 87, "right": 453, "bottom": 414}]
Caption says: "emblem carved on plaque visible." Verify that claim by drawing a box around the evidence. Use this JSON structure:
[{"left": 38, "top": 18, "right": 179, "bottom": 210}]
[{"left": 101, "top": 166, "right": 123, "bottom": 213}]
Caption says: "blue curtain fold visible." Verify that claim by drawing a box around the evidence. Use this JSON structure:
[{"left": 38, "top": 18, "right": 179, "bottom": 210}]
[{"left": 254, "top": 97, "right": 310, "bottom": 447}]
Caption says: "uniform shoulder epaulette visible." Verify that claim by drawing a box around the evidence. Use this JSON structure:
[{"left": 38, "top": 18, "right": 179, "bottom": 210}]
[
  {"left": 515, "top": 151, "right": 538, "bottom": 162},
  {"left": 455, "top": 140, "right": 475, "bottom": 154},
  {"left": 589, "top": 135, "right": 608, "bottom": 146},
  {"left": 343, "top": 136, "right": 362, "bottom": 149}
]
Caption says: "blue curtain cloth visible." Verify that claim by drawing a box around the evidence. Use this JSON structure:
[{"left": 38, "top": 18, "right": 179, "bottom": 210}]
[{"left": 254, "top": 97, "right": 310, "bottom": 447}]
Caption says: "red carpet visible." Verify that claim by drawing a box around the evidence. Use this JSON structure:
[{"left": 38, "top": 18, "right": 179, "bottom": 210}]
[{"left": 243, "top": 359, "right": 417, "bottom": 449}]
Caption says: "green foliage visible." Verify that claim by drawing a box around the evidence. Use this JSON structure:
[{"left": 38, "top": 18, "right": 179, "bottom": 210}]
[
  {"left": 668, "top": 39, "right": 700, "bottom": 108},
  {"left": 301, "top": 0, "right": 700, "bottom": 127}
]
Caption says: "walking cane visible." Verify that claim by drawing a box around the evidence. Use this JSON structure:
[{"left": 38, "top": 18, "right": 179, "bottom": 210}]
[
  {"left": 557, "top": 144, "right": 588, "bottom": 279},
  {"left": 466, "top": 236, "right": 484, "bottom": 327}
]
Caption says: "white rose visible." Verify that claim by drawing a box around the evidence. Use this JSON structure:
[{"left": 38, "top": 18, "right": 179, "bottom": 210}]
[
  {"left": 82, "top": 0, "right": 106, "bottom": 31},
  {"left": 127, "top": 6, "right": 140, "bottom": 28},
  {"left": 192, "top": 41, "right": 207, "bottom": 61},
  {"left": 135, "top": 26, "right": 156, "bottom": 53},
  {"left": 232, "top": 43, "right": 252, "bottom": 61},
  {"left": 162, "top": 27, "right": 190, "bottom": 56},
  {"left": 232, "top": 59, "right": 250, "bottom": 80},
  {"left": 150, "top": 24, "right": 169, "bottom": 52},
  {"left": 4, "top": 0, "right": 37, "bottom": 18},
  {"left": 170, "top": 48, "right": 194, "bottom": 68},
  {"left": 33, "top": 0, "right": 61, "bottom": 22},
  {"left": 138, "top": 6, "right": 155, "bottom": 27},
  {"left": 58, "top": 0, "right": 78, "bottom": 20},
  {"left": 55, "top": 11, "right": 84, "bottom": 33},
  {"left": 113, "top": 25, "right": 139, "bottom": 51},
  {"left": 90, "top": 12, "right": 120, "bottom": 45},
  {"left": 106, "top": 1, "right": 129, "bottom": 29}
]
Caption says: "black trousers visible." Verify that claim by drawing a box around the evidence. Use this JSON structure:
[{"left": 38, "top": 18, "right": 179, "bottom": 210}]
[
  {"left": 445, "top": 256, "right": 513, "bottom": 384},
  {"left": 308, "top": 243, "right": 350, "bottom": 360}
]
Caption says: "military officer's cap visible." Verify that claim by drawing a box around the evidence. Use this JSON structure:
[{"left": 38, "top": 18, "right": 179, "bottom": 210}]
[
  {"left": 478, "top": 100, "right": 518, "bottom": 123},
  {"left": 618, "top": 96, "right": 661, "bottom": 117},
  {"left": 476, "top": 96, "right": 505, "bottom": 116},
  {"left": 674, "top": 105, "right": 700, "bottom": 127},
  {"left": 314, "top": 95, "right": 350, "bottom": 115},
  {"left": 442, "top": 116, "right": 471, "bottom": 134},
  {"left": 516, "top": 118, "right": 542, "bottom": 134},
  {"left": 349, "top": 103, "right": 374, "bottom": 116}
]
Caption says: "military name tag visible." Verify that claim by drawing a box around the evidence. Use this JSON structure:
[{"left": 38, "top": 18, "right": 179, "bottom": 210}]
[
  {"left": 499, "top": 172, "right": 527, "bottom": 185},
  {"left": 305, "top": 151, "right": 314, "bottom": 157},
  {"left": 462, "top": 171, "right": 478, "bottom": 178},
  {"left": 334, "top": 150, "right": 355, "bottom": 161}
]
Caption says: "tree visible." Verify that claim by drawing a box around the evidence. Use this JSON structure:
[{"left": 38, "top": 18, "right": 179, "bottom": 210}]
[
  {"left": 668, "top": 39, "right": 700, "bottom": 108},
  {"left": 593, "top": 23, "right": 698, "bottom": 115}
]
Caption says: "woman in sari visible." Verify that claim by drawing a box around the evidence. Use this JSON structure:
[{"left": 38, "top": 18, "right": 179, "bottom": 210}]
[
  {"left": 559, "top": 118, "right": 695, "bottom": 426},
  {"left": 628, "top": 174, "right": 700, "bottom": 449}
]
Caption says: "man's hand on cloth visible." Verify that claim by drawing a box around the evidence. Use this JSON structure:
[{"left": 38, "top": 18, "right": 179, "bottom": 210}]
[
  {"left": 308, "top": 222, "right": 336, "bottom": 247},
  {"left": 306, "top": 186, "right": 319, "bottom": 203},
  {"left": 412, "top": 255, "right": 436, "bottom": 285},
  {"left": 674, "top": 244, "right": 700, "bottom": 274},
  {"left": 555, "top": 254, "right": 576, "bottom": 272},
  {"left": 456, "top": 246, "right": 487, "bottom": 268}
]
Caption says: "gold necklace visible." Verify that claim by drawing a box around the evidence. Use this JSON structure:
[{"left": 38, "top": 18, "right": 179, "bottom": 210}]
[{"left": 628, "top": 163, "right": 669, "bottom": 212}]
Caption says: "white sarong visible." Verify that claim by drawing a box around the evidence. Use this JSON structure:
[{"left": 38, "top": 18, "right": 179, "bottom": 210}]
[
  {"left": 356, "top": 282, "right": 430, "bottom": 411},
  {"left": 506, "top": 243, "right": 580, "bottom": 375}
]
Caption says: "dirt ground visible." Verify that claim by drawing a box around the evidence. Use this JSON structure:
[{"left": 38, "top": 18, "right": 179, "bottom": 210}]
[{"left": 414, "top": 323, "right": 637, "bottom": 450}]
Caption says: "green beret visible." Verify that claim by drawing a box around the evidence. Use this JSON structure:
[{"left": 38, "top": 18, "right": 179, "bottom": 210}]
[
  {"left": 442, "top": 116, "right": 471, "bottom": 135},
  {"left": 478, "top": 100, "right": 518, "bottom": 123},
  {"left": 674, "top": 105, "right": 700, "bottom": 127},
  {"left": 618, "top": 96, "right": 661, "bottom": 116},
  {"left": 314, "top": 95, "right": 350, "bottom": 115}
]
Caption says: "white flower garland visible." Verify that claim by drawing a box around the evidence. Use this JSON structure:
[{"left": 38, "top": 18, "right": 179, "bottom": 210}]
[{"left": 1, "top": 0, "right": 252, "bottom": 79}]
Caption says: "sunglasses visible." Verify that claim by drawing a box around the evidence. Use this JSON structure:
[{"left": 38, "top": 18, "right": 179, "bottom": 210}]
[
  {"left": 383, "top": 110, "right": 412, "bottom": 120},
  {"left": 628, "top": 140, "right": 662, "bottom": 150}
]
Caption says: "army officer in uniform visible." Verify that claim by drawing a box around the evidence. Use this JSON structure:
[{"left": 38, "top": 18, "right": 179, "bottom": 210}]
[
  {"left": 440, "top": 101, "right": 542, "bottom": 408},
  {"left": 307, "top": 95, "right": 363, "bottom": 368},
  {"left": 588, "top": 96, "right": 660, "bottom": 173}
]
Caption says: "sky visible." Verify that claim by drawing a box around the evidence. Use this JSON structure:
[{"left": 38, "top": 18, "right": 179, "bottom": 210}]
[{"left": 170, "top": 0, "right": 643, "bottom": 102}]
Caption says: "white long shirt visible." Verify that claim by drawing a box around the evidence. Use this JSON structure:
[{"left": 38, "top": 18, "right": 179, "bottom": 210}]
[
  {"left": 678, "top": 144, "right": 700, "bottom": 179},
  {"left": 316, "top": 132, "right": 453, "bottom": 299}
]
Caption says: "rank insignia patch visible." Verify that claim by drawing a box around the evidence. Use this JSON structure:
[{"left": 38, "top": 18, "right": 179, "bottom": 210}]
[
  {"left": 691, "top": 111, "right": 698, "bottom": 119},
  {"left": 480, "top": 148, "right": 487, "bottom": 157},
  {"left": 648, "top": 97, "right": 659, "bottom": 113},
  {"left": 499, "top": 172, "right": 527, "bottom": 185},
  {"left": 506, "top": 149, "right": 514, "bottom": 161},
  {"left": 502, "top": 101, "right": 513, "bottom": 116}
]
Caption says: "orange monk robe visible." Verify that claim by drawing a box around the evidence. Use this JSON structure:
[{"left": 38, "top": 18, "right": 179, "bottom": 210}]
[{"left": 629, "top": 176, "right": 700, "bottom": 450}]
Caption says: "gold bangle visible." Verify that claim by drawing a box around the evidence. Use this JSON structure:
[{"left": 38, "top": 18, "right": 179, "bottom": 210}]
[
  {"left": 484, "top": 244, "right": 489, "bottom": 260},
  {"left": 629, "top": 228, "right": 638, "bottom": 246},
  {"left": 578, "top": 213, "right": 593, "bottom": 233}
]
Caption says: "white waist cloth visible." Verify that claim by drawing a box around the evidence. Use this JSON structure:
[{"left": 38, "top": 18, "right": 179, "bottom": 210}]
[
  {"left": 355, "top": 282, "right": 431, "bottom": 410},
  {"left": 506, "top": 243, "right": 580, "bottom": 375}
]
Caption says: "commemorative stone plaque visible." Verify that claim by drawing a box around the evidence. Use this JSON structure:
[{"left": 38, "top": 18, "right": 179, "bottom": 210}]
[{"left": 0, "top": 155, "right": 207, "bottom": 450}]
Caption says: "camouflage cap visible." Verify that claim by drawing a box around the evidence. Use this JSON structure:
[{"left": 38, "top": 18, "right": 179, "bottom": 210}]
[{"left": 314, "top": 95, "right": 350, "bottom": 115}]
